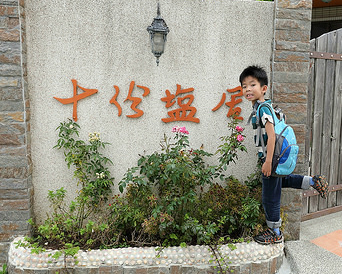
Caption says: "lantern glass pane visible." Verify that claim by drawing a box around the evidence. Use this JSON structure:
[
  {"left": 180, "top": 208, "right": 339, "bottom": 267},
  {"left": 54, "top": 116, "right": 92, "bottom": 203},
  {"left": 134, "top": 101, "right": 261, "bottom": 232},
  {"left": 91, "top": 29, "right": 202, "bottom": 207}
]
[{"left": 152, "top": 33, "right": 165, "bottom": 54}]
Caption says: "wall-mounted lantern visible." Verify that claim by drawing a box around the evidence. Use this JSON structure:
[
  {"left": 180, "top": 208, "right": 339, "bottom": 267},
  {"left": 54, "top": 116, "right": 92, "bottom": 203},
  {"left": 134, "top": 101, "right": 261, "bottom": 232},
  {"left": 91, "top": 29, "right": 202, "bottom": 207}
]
[{"left": 147, "top": 3, "right": 169, "bottom": 66}]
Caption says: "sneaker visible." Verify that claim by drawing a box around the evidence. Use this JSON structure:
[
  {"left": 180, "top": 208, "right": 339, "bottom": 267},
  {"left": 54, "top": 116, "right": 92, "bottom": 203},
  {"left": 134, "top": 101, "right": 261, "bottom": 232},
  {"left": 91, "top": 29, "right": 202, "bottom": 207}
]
[
  {"left": 254, "top": 228, "right": 283, "bottom": 245},
  {"left": 312, "top": 175, "right": 329, "bottom": 199}
]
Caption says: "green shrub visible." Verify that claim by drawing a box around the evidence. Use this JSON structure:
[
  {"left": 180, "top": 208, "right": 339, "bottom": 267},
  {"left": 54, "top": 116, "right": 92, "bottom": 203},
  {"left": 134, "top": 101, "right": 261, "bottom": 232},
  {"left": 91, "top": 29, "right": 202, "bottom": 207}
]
[{"left": 21, "top": 118, "right": 264, "bottom": 259}]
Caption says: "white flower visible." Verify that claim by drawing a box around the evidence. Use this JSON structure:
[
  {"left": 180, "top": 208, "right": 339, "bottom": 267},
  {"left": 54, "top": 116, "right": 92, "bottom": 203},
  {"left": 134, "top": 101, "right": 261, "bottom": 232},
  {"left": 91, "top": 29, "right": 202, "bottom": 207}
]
[{"left": 69, "top": 125, "right": 73, "bottom": 129}]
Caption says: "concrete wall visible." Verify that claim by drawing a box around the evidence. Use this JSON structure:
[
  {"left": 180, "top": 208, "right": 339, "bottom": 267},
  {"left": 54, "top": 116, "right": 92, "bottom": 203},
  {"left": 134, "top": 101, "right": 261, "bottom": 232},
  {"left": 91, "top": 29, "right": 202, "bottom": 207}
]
[{"left": 24, "top": 0, "right": 275, "bottom": 221}]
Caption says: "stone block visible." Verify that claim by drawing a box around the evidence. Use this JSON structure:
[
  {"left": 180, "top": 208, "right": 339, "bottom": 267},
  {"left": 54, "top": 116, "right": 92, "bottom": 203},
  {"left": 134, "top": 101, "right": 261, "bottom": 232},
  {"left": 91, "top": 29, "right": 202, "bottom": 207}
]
[
  {"left": 291, "top": 125, "right": 306, "bottom": 143},
  {"left": 48, "top": 268, "right": 73, "bottom": 274},
  {"left": 74, "top": 267, "right": 89, "bottom": 274},
  {"left": 0, "top": 29, "right": 19, "bottom": 41},
  {"left": 0, "top": 220, "right": 30, "bottom": 233},
  {"left": 170, "top": 265, "right": 181, "bottom": 274},
  {"left": 112, "top": 265, "right": 124, "bottom": 274},
  {"left": 0, "top": 242, "right": 10, "bottom": 265},
  {"left": 0, "top": 199, "right": 30, "bottom": 210},
  {"left": 0, "top": 209, "right": 31, "bottom": 221},
  {"left": 123, "top": 266, "right": 136, "bottom": 274},
  {"left": 7, "top": 265, "right": 24, "bottom": 274},
  {"left": 0, "top": 155, "right": 28, "bottom": 167},
  {"left": 272, "top": 82, "right": 308, "bottom": 94},
  {"left": 273, "top": 61, "right": 309, "bottom": 73},
  {"left": 275, "top": 29, "right": 310, "bottom": 43},
  {"left": 143, "top": 267, "right": 158, "bottom": 274},
  {"left": 0, "top": 76, "right": 18, "bottom": 87},
  {"left": 277, "top": 0, "right": 312, "bottom": 10},
  {"left": 195, "top": 267, "right": 209, "bottom": 274},
  {"left": 239, "top": 264, "right": 251, "bottom": 274},
  {"left": 275, "top": 18, "right": 309, "bottom": 31},
  {"left": 276, "top": 254, "right": 283, "bottom": 270},
  {"left": 98, "top": 266, "right": 112, "bottom": 274},
  {"left": 0, "top": 87, "right": 22, "bottom": 100},
  {"left": 0, "top": 111, "right": 24, "bottom": 123},
  {"left": 0, "top": 178, "right": 30, "bottom": 189},
  {"left": 273, "top": 93, "right": 307, "bottom": 104},
  {"left": 276, "top": 8, "right": 311, "bottom": 21},
  {"left": 135, "top": 268, "right": 148, "bottom": 274},
  {"left": 227, "top": 265, "right": 240, "bottom": 274},
  {"left": 180, "top": 266, "right": 193, "bottom": 274},
  {"left": 269, "top": 257, "right": 278, "bottom": 274},
  {"left": 0, "top": 133, "right": 24, "bottom": 145},
  {"left": 0, "top": 17, "right": 8, "bottom": 28},
  {"left": 274, "top": 51, "right": 309, "bottom": 63},
  {"left": 0, "top": 52, "right": 21, "bottom": 64},
  {"left": 32, "top": 270, "right": 48, "bottom": 274},
  {"left": 0, "top": 5, "right": 18, "bottom": 16},
  {"left": 0, "top": 188, "right": 30, "bottom": 200},
  {"left": 88, "top": 267, "right": 99, "bottom": 274},
  {"left": 0, "top": 166, "right": 29, "bottom": 179},
  {"left": 0, "top": 63, "right": 21, "bottom": 76},
  {"left": 251, "top": 261, "right": 268, "bottom": 274},
  {"left": 0, "top": 1, "right": 19, "bottom": 6},
  {"left": 7, "top": 17, "right": 19, "bottom": 28},
  {"left": 158, "top": 266, "right": 170, "bottom": 274}
]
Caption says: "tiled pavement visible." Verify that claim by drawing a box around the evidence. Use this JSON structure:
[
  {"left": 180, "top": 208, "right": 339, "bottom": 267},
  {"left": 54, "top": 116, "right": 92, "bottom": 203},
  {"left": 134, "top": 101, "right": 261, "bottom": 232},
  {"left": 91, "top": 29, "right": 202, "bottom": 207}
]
[{"left": 282, "top": 210, "right": 342, "bottom": 274}]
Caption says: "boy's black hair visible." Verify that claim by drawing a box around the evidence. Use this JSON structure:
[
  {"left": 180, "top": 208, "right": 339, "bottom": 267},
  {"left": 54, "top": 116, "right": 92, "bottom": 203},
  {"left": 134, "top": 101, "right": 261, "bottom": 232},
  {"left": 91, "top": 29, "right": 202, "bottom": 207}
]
[{"left": 239, "top": 65, "right": 268, "bottom": 87}]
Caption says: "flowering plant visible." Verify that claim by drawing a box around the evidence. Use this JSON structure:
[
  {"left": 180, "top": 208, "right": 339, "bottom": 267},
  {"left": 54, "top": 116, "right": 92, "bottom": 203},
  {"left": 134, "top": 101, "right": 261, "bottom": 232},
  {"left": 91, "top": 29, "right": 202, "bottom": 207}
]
[
  {"left": 216, "top": 118, "right": 247, "bottom": 175},
  {"left": 118, "top": 126, "right": 217, "bottom": 245},
  {"left": 20, "top": 118, "right": 263, "bottom": 264},
  {"left": 54, "top": 119, "right": 114, "bottom": 205}
]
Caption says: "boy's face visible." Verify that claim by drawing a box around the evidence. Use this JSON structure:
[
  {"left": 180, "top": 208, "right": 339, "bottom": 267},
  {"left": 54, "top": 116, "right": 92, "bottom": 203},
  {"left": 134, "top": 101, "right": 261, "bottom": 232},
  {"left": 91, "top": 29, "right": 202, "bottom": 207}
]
[{"left": 241, "top": 76, "right": 267, "bottom": 105}]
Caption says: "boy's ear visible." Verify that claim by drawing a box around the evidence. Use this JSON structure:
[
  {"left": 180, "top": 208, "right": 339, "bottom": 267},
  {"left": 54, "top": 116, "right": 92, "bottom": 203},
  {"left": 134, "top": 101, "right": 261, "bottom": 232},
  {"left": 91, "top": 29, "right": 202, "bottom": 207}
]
[{"left": 262, "top": 85, "right": 268, "bottom": 95}]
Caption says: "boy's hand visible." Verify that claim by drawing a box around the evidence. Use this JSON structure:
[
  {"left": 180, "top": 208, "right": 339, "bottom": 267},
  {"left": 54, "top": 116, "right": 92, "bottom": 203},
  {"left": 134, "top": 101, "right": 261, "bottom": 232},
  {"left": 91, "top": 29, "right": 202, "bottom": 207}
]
[{"left": 262, "top": 160, "right": 272, "bottom": 177}]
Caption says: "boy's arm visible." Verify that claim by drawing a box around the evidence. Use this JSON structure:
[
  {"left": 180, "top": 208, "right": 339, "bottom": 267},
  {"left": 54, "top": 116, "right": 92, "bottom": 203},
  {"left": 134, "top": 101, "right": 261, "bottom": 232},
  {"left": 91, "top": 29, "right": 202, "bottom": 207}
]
[{"left": 262, "top": 121, "right": 276, "bottom": 177}]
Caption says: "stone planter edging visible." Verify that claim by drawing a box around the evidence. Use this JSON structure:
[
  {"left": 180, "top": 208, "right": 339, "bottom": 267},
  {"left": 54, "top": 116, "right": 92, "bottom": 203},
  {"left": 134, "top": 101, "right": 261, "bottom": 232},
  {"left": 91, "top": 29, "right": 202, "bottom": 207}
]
[{"left": 8, "top": 237, "right": 284, "bottom": 274}]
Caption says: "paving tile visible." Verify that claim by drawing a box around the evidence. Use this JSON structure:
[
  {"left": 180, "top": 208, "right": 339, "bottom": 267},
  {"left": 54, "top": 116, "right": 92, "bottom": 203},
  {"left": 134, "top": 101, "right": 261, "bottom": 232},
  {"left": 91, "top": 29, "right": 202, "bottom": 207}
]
[{"left": 311, "top": 230, "right": 342, "bottom": 258}]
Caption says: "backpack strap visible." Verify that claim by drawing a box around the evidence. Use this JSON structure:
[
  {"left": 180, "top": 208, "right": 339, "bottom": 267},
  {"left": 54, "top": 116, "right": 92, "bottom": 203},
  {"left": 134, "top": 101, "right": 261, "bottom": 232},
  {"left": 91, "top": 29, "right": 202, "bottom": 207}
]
[
  {"left": 247, "top": 100, "right": 263, "bottom": 125},
  {"left": 256, "top": 102, "right": 277, "bottom": 159}
]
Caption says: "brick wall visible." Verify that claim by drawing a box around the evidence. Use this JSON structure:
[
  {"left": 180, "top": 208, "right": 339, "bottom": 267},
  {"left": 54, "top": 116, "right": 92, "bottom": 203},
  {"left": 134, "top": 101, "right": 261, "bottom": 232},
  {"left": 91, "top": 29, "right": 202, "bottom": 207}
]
[
  {"left": 272, "top": 0, "right": 312, "bottom": 240},
  {"left": 0, "top": 0, "right": 32, "bottom": 266}
]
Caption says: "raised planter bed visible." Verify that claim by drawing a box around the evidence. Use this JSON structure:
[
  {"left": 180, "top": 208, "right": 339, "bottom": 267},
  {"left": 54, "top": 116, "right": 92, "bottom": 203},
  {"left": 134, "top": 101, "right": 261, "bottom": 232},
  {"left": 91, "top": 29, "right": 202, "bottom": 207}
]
[{"left": 8, "top": 237, "right": 284, "bottom": 274}]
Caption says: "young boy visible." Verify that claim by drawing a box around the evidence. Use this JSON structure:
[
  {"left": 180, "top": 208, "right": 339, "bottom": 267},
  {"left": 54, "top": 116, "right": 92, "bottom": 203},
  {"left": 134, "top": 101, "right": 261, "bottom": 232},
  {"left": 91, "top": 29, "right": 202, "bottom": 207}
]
[{"left": 239, "top": 65, "right": 329, "bottom": 245}]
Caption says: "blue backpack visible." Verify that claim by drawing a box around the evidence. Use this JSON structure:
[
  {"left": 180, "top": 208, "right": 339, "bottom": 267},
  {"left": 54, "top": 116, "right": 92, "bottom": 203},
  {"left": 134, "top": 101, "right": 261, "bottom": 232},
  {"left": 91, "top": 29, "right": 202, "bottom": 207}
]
[{"left": 256, "top": 102, "right": 298, "bottom": 177}]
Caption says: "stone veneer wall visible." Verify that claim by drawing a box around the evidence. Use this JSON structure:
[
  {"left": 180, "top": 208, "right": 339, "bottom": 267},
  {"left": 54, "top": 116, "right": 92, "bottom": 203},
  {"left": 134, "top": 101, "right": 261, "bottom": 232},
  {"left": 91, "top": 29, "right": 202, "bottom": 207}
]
[
  {"left": 0, "top": 0, "right": 32, "bottom": 266},
  {"left": 0, "top": 0, "right": 313, "bottom": 265},
  {"left": 272, "top": 0, "right": 312, "bottom": 240}
]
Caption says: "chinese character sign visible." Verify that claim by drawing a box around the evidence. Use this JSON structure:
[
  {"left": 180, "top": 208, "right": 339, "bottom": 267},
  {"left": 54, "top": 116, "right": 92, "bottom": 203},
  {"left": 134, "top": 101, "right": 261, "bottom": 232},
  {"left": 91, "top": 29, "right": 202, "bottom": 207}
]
[
  {"left": 53, "top": 79, "right": 98, "bottom": 122},
  {"left": 54, "top": 80, "right": 243, "bottom": 122},
  {"left": 212, "top": 86, "right": 243, "bottom": 120},
  {"left": 161, "top": 84, "right": 200, "bottom": 123},
  {"left": 110, "top": 81, "right": 150, "bottom": 118}
]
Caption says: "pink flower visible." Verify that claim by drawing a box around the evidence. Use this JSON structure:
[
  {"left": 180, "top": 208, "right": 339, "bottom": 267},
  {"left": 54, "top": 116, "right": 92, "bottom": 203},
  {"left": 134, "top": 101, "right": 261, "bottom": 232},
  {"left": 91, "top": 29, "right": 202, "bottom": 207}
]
[
  {"left": 179, "top": 127, "right": 189, "bottom": 135},
  {"left": 235, "top": 126, "right": 244, "bottom": 132},
  {"left": 172, "top": 126, "right": 189, "bottom": 135},
  {"left": 172, "top": 126, "right": 180, "bottom": 133},
  {"left": 237, "top": 134, "right": 244, "bottom": 142}
]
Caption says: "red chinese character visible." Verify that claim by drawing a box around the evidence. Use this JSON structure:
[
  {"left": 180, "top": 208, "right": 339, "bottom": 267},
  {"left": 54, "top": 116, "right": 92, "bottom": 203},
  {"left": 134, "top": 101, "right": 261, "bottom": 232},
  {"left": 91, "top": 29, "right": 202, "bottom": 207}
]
[
  {"left": 109, "top": 85, "right": 122, "bottom": 116},
  {"left": 109, "top": 81, "right": 150, "bottom": 118},
  {"left": 53, "top": 79, "right": 98, "bottom": 121},
  {"left": 212, "top": 86, "right": 243, "bottom": 120},
  {"left": 161, "top": 84, "right": 200, "bottom": 123}
]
